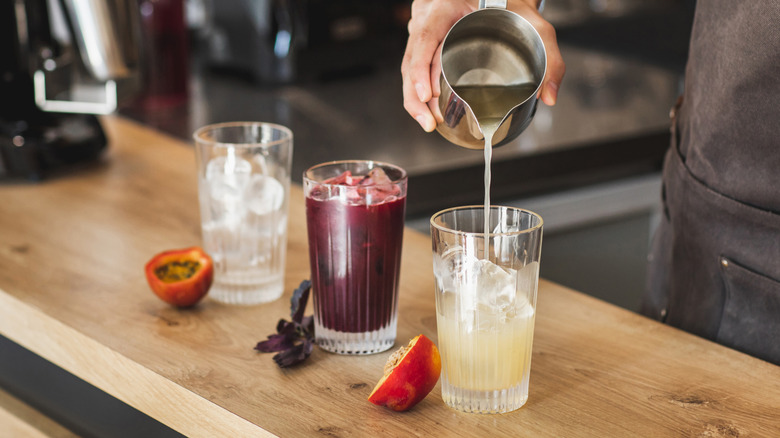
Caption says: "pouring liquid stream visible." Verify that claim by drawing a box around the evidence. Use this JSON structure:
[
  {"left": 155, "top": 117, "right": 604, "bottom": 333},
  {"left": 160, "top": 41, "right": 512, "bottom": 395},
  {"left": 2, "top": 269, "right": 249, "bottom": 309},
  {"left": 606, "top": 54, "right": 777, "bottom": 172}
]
[{"left": 452, "top": 83, "right": 537, "bottom": 258}]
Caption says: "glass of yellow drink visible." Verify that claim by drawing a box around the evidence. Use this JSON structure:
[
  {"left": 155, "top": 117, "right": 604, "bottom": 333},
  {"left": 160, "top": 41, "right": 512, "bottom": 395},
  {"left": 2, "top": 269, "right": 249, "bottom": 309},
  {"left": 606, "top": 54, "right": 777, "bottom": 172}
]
[{"left": 430, "top": 206, "right": 543, "bottom": 414}]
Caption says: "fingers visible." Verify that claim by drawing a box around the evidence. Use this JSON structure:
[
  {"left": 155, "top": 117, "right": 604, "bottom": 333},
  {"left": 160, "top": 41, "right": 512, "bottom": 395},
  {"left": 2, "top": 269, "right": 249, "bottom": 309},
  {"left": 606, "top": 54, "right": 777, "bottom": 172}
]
[
  {"left": 402, "top": 45, "right": 436, "bottom": 132},
  {"left": 402, "top": 0, "right": 474, "bottom": 132},
  {"left": 427, "top": 42, "right": 444, "bottom": 124},
  {"left": 406, "top": 31, "right": 441, "bottom": 104},
  {"left": 403, "top": 74, "right": 437, "bottom": 132},
  {"left": 505, "top": 2, "right": 566, "bottom": 106},
  {"left": 430, "top": 41, "right": 443, "bottom": 99},
  {"left": 429, "top": 95, "right": 443, "bottom": 125},
  {"left": 401, "top": 0, "right": 565, "bottom": 134},
  {"left": 526, "top": 15, "right": 565, "bottom": 106},
  {"left": 401, "top": 14, "right": 438, "bottom": 131},
  {"left": 539, "top": 24, "right": 565, "bottom": 106}
]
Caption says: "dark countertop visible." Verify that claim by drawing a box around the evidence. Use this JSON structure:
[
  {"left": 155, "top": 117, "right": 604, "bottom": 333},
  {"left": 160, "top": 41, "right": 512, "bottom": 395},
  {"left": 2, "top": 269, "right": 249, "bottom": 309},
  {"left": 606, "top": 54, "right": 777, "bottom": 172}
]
[{"left": 122, "top": 5, "right": 691, "bottom": 217}]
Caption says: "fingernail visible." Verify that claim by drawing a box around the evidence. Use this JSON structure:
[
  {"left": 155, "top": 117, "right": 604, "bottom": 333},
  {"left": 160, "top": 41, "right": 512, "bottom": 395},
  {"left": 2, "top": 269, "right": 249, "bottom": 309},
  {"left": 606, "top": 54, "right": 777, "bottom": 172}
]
[
  {"left": 416, "top": 115, "right": 434, "bottom": 132},
  {"left": 546, "top": 82, "right": 559, "bottom": 105},
  {"left": 415, "top": 83, "right": 427, "bottom": 102}
]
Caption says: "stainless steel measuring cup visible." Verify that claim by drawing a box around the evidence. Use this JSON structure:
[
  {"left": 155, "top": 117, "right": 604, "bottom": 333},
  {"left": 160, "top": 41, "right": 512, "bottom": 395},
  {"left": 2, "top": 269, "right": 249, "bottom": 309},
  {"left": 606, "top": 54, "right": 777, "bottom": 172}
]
[{"left": 435, "top": 0, "right": 547, "bottom": 149}]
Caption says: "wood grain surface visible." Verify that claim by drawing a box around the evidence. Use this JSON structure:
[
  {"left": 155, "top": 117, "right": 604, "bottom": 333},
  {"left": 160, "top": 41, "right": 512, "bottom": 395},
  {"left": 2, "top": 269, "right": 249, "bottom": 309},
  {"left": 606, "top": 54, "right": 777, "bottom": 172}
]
[{"left": 0, "top": 116, "right": 778, "bottom": 437}]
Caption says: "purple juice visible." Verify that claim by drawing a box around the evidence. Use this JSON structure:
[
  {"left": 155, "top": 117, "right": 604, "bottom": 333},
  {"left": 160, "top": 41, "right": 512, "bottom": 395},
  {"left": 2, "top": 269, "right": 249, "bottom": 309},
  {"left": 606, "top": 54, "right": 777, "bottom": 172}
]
[{"left": 304, "top": 162, "right": 407, "bottom": 354}]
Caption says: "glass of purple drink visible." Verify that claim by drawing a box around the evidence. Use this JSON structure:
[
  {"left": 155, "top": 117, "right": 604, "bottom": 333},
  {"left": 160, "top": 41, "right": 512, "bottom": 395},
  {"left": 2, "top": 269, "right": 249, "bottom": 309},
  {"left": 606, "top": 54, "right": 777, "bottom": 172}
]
[{"left": 304, "top": 160, "right": 407, "bottom": 355}]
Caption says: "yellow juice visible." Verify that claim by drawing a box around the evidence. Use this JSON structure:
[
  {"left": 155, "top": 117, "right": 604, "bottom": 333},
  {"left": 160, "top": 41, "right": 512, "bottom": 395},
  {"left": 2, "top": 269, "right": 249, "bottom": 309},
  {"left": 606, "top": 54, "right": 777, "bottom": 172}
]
[
  {"left": 434, "top": 263, "right": 536, "bottom": 414},
  {"left": 436, "top": 290, "right": 535, "bottom": 389}
]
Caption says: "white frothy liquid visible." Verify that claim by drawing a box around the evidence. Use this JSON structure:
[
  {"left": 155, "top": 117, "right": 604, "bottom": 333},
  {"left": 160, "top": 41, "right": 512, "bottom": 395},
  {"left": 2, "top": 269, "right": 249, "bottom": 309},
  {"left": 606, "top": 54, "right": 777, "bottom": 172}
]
[
  {"left": 453, "top": 83, "right": 536, "bottom": 254},
  {"left": 483, "top": 124, "right": 496, "bottom": 253}
]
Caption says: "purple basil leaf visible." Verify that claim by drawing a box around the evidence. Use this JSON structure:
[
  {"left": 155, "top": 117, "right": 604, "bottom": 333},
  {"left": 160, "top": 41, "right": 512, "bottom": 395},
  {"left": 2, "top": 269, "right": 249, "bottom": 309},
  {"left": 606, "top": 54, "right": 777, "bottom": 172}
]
[
  {"left": 301, "top": 315, "right": 314, "bottom": 338},
  {"left": 256, "top": 279, "right": 317, "bottom": 368},
  {"left": 290, "top": 280, "right": 312, "bottom": 323},
  {"left": 277, "top": 319, "right": 298, "bottom": 337},
  {"left": 255, "top": 334, "right": 295, "bottom": 353},
  {"left": 273, "top": 340, "right": 313, "bottom": 368}
]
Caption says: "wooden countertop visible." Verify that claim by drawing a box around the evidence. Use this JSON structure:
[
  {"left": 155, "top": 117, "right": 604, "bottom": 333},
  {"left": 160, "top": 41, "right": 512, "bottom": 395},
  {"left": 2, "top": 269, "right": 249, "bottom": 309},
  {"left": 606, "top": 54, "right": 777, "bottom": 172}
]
[{"left": 0, "top": 117, "right": 778, "bottom": 437}]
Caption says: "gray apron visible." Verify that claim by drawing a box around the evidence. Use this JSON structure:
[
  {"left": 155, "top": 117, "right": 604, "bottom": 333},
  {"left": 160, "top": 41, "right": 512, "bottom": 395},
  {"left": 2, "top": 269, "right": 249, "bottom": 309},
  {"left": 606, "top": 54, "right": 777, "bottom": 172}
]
[{"left": 641, "top": 1, "right": 780, "bottom": 365}]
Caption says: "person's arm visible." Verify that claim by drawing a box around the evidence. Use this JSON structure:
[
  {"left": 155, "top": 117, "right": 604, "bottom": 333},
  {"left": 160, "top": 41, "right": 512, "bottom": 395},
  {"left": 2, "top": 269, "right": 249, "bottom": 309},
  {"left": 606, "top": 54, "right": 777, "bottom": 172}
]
[{"left": 401, "top": 0, "right": 565, "bottom": 132}]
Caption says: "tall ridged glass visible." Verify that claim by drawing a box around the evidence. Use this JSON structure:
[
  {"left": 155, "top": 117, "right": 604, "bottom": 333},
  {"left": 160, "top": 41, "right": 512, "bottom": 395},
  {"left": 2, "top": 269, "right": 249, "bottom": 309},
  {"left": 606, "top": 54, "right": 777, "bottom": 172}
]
[
  {"left": 304, "top": 161, "right": 407, "bottom": 355},
  {"left": 194, "top": 122, "right": 292, "bottom": 305},
  {"left": 431, "top": 206, "right": 543, "bottom": 414}
]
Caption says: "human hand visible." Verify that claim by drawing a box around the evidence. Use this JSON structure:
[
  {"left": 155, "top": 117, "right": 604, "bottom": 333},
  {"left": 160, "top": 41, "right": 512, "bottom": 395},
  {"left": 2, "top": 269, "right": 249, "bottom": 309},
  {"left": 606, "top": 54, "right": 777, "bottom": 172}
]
[{"left": 401, "top": 0, "right": 565, "bottom": 132}]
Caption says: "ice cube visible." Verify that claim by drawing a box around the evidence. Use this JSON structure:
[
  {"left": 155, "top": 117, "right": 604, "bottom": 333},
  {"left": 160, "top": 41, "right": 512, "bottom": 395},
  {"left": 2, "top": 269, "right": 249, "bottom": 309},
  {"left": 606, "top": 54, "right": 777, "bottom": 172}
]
[
  {"left": 342, "top": 185, "right": 364, "bottom": 206},
  {"left": 243, "top": 175, "right": 285, "bottom": 264},
  {"left": 205, "top": 155, "right": 252, "bottom": 225},
  {"left": 324, "top": 170, "right": 355, "bottom": 186},
  {"left": 208, "top": 177, "right": 248, "bottom": 210},
  {"left": 514, "top": 296, "right": 535, "bottom": 319},
  {"left": 434, "top": 247, "right": 480, "bottom": 296},
  {"left": 358, "top": 167, "right": 401, "bottom": 205},
  {"left": 434, "top": 248, "right": 478, "bottom": 331},
  {"left": 205, "top": 156, "right": 252, "bottom": 201},
  {"left": 358, "top": 167, "right": 393, "bottom": 186},
  {"left": 436, "top": 250, "right": 523, "bottom": 325},
  {"left": 206, "top": 155, "right": 252, "bottom": 180},
  {"left": 313, "top": 171, "right": 357, "bottom": 203},
  {"left": 315, "top": 168, "right": 401, "bottom": 205},
  {"left": 246, "top": 175, "right": 284, "bottom": 215},
  {"left": 436, "top": 246, "right": 537, "bottom": 332},
  {"left": 473, "top": 259, "right": 517, "bottom": 311},
  {"left": 514, "top": 261, "right": 538, "bottom": 319}
]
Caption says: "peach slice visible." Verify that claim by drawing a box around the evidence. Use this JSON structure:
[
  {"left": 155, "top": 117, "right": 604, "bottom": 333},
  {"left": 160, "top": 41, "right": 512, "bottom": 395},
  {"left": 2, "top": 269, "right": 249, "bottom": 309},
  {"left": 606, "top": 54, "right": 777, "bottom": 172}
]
[{"left": 368, "top": 334, "right": 441, "bottom": 411}]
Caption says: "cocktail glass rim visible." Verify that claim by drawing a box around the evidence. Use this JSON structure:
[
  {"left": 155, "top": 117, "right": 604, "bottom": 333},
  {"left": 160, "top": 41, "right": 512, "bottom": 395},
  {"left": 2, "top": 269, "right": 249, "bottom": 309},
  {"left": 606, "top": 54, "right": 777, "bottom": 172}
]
[
  {"left": 303, "top": 160, "right": 408, "bottom": 187},
  {"left": 193, "top": 121, "right": 292, "bottom": 149},
  {"left": 430, "top": 205, "right": 543, "bottom": 237}
]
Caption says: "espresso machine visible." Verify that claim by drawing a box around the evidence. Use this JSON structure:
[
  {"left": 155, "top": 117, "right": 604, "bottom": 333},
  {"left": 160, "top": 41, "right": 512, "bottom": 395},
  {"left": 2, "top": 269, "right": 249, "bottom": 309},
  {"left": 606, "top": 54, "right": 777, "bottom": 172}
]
[{"left": 0, "top": 0, "right": 140, "bottom": 180}]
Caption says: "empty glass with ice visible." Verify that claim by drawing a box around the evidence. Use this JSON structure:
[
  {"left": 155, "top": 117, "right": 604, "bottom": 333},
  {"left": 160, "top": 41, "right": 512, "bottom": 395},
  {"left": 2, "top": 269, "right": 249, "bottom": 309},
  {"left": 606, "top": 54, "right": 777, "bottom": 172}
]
[
  {"left": 194, "top": 122, "right": 292, "bottom": 305},
  {"left": 431, "top": 206, "right": 542, "bottom": 414}
]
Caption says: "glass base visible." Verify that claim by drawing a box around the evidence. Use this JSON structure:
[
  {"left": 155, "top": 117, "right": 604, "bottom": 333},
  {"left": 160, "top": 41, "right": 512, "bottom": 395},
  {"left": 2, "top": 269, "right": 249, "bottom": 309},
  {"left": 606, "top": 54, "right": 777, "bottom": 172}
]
[
  {"left": 315, "top": 322, "right": 396, "bottom": 355},
  {"left": 442, "top": 378, "right": 529, "bottom": 414},
  {"left": 209, "top": 276, "right": 284, "bottom": 305}
]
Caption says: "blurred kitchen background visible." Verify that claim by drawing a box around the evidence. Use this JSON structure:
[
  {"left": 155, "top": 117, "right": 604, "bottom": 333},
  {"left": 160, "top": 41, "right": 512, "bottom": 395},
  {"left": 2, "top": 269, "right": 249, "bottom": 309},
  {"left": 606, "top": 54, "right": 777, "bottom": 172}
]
[
  {"left": 119, "top": 0, "right": 695, "bottom": 313},
  {"left": 1, "top": 0, "right": 696, "bottom": 311},
  {"left": 1, "top": 1, "right": 695, "bottom": 435}
]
